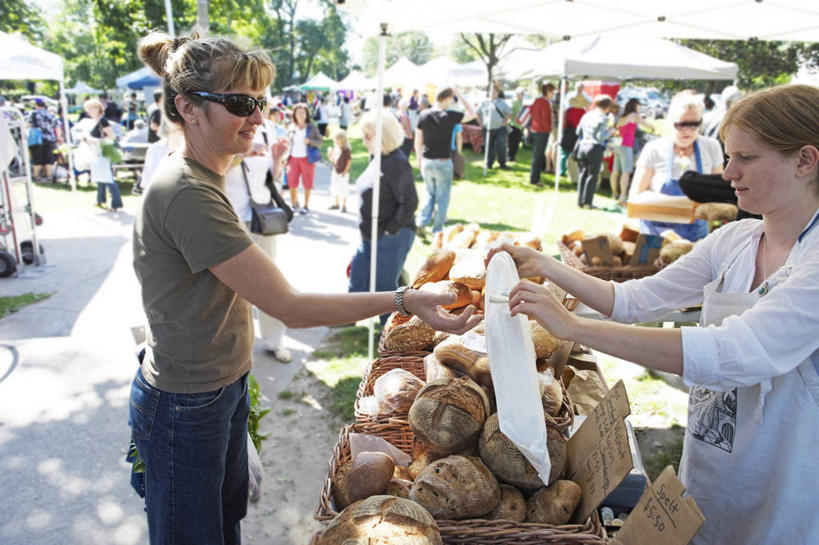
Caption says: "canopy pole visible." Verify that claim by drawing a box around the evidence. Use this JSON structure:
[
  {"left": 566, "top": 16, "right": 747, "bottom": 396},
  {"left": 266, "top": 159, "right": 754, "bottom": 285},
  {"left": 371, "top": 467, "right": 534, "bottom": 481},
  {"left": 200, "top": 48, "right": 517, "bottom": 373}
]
[
  {"left": 164, "top": 0, "right": 176, "bottom": 38},
  {"left": 59, "top": 76, "right": 76, "bottom": 191},
  {"left": 367, "top": 22, "right": 388, "bottom": 362}
]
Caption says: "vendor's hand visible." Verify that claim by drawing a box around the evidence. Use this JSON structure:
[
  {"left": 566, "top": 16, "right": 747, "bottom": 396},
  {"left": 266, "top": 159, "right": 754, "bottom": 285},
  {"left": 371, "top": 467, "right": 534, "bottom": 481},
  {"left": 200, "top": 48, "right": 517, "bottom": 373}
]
[
  {"left": 271, "top": 136, "right": 289, "bottom": 161},
  {"left": 485, "top": 242, "right": 547, "bottom": 279},
  {"left": 508, "top": 280, "right": 578, "bottom": 339},
  {"left": 403, "top": 289, "right": 482, "bottom": 335}
]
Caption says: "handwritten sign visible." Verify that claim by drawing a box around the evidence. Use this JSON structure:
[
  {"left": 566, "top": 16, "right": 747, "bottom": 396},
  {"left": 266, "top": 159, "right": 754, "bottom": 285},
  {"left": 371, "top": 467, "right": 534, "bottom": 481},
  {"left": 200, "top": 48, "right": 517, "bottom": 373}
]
[
  {"left": 566, "top": 380, "right": 633, "bottom": 523},
  {"left": 612, "top": 466, "right": 704, "bottom": 545}
]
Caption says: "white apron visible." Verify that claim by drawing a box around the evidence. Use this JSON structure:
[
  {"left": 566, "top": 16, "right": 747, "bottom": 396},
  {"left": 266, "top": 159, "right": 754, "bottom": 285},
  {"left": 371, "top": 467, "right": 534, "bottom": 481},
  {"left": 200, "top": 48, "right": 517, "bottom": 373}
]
[{"left": 680, "top": 243, "right": 819, "bottom": 545}]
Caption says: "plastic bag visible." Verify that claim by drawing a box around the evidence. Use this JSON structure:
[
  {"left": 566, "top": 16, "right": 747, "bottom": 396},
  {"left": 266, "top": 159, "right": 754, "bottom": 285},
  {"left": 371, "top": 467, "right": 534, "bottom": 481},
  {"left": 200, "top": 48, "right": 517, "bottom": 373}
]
[
  {"left": 485, "top": 251, "right": 552, "bottom": 487},
  {"left": 247, "top": 433, "right": 263, "bottom": 503},
  {"left": 349, "top": 433, "right": 411, "bottom": 466}
]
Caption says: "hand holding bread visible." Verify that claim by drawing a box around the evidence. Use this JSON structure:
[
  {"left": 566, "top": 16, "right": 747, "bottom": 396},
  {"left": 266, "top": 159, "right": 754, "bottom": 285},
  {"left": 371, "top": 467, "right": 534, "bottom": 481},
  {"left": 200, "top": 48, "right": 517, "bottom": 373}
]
[
  {"left": 485, "top": 243, "right": 549, "bottom": 280},
  {"left": 403, "top": 289, "right": 482, "bottom": 335},
  {"left": 507, "top": 280, "right": 578, "bottom": 340}
]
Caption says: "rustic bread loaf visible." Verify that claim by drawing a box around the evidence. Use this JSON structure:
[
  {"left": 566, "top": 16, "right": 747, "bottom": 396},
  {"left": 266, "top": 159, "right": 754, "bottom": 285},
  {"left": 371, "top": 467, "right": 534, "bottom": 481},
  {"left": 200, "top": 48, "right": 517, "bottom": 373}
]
[
  {"left": 562, "top": 229, "right": 585, "bottom": 246},
  {"left": 419, "top": 280, "right": 473, "bottom": 310},
  {"left": 538, "top": 369, "right": 564, "bottom": 417},
  {"left": 374, "top": 368, "right": 424, "bottom": 413},
  {"left": 478, "top": 412, "right": 567, "bottom": 490},
  {"left": 316, "top": 495, "right": 442, "bottom": 545},
  {"left": 333, "top": 451, "right": 396, "bottom": 510},
  {"left": 408, "top": 441, "right": 445, "bottom": 480},
  {"left": 525, "top": 480, "right": 582, "bottom": 525},
  {"left": 695, "top": 202, "right": 738, "bottom": 222},
  {"left": 449, "top": 249, "right": 486, "bottom": 290},
  {"left": 618, "top": 224, "right": 640, "bottom": 243},
  {"left": 385, "top": 477, "right": 414, "bottom": 499},
  {"left": 409, "top": 376, "right": 490, "bottom": 454},
  {"left": 660, "top": 239, "right": 694, "bottom": 264},
  {"left": 433, "top": 333, "right": 492, "bottom": 387},
  {"left": 410, "top": 455, "right": 501, "bottom": 520},
  {"left": 530, "top": 320, "right": 559, "bottom": 359},
  {"left": 472, "top": 229, "right": 500, "bottom": 250},
  {"left": 448, "top": 223, "right": 480, "bottom": 249},
  {"left": 383, "top": 315, "right": 435, "bottom": 352},
  {"left": 412, "top": 250, "right": 456, "bottom": 289},
  {"left": 485, "top": 483, "right": 526, "bottom": 522}
]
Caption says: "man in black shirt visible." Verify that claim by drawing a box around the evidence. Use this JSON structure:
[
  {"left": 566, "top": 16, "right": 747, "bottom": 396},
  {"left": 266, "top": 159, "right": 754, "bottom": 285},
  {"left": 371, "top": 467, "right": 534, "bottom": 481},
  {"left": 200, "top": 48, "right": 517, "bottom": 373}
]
[
  {"left": 147, "top": 89, "right": 163, "bottom": 143},
  {"left": 99, "top": 93, "right": 122, "bottom": 124},
  {"left": 414, "top": 86, "right": 478, "bottom": 235}
]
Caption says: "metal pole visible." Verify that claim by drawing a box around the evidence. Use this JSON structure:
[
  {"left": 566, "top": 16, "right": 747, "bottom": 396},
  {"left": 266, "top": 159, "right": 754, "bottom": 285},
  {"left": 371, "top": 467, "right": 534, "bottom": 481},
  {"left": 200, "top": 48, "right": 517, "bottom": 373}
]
[
  {"left": 367, "top": 23, "right": 388, "bottom": 362},
  {"left": 59, "top": 76, "right": 76, "bottom": 192},
  {"left": 196, "top": 0, "right": 209, "bottom": 34},
  {"left": 164, "top": 0, "right": 176, "bottom": 38}
]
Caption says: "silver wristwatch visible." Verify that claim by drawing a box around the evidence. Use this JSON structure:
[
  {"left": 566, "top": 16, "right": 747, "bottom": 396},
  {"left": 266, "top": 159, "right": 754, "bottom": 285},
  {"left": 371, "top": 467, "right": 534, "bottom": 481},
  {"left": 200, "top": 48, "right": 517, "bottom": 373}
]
[{"left": 394, "top": 286, "right": 411, "bottom": 316}]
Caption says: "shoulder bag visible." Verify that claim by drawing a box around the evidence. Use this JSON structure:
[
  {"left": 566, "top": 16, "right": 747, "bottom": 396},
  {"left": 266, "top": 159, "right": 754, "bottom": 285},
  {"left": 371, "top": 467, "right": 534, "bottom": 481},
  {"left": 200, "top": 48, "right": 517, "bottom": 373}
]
[
  {"left": 306, "top": 125, "right": 321, "bottom": 164},
  {"left": 241, "top": 161, "right": 289, "bottom": 236}
]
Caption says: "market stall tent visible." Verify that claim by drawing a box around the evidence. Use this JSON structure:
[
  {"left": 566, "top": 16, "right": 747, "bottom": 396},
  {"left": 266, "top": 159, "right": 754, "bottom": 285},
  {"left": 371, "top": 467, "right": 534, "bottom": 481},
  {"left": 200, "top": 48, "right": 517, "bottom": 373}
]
[
  {"left": 501, "top": 35, "right": 739, "bottom": 81},
  {"left": 337, "top": 70, "right": 374, "bottom": 90},
  {"left": 0, "top": 31, "right": 76, "bottom": 190},
  {"left": 65, "top": 81, "right": 101, "bottom": 95},
  {"left": 299, "top": 72, "right": 339, "bottom": 92},
  {"left": 116, "top": 66, "right": 160, "bottom": 89},
  {"left": 382, "top": 57, "right": 423, "bottom": 89}
]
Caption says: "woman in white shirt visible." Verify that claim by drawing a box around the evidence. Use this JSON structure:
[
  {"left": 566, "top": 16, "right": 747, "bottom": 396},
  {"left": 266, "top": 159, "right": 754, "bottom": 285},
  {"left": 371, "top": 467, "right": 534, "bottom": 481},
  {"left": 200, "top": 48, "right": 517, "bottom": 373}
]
[
  {"left": 631, "top": 91, "right": 724, "bottom": 240},
  {"left": 492, "top": 84, "right": 819, "bottom": 545}
]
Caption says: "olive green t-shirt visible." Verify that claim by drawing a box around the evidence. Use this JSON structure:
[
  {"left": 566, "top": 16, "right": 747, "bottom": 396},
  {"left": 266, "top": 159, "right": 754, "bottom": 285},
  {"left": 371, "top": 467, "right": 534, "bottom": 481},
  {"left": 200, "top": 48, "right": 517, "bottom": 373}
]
[{"left": 133, "top": 153, "right": 254, "bottom": 393}]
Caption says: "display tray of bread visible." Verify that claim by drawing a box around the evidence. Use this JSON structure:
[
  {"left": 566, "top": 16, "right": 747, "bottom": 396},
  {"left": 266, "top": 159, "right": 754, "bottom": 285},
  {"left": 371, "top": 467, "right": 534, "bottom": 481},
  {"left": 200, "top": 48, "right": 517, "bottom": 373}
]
[
  {"left": 315, "top": 423, "right": 606, "bottom": 544},
  {"left": 557, "top": 225, "right": 665, "bottom": 282}
]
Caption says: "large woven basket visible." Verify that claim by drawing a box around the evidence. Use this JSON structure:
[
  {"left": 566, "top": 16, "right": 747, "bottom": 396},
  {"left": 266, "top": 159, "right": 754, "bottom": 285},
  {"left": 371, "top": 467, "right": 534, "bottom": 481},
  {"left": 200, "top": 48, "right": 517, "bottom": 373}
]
[
  {"left": 557, "top": 241, "right": 660, "bottom": 282},
  {"left": 316, "top": 423, "right": 606, "bottom": 544},
  {"left": 355, "top": 352, "right": 575, "bottom": 433}
]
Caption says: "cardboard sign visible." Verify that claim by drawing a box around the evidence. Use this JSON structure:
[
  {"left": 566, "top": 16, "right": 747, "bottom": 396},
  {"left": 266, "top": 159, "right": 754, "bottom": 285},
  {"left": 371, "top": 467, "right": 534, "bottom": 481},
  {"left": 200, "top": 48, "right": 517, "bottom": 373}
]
[
  {"left": 611, "top": 466, "right": 705, "bottom": 545},
  {"left": 566, "top": 380, "right": 633, "bottom": 523},
  {"left": 581, "top": 235, "right": 617, "bottom": 266},
  {"left": 628, "top": 234, "right": 663, "bottom": 266}
]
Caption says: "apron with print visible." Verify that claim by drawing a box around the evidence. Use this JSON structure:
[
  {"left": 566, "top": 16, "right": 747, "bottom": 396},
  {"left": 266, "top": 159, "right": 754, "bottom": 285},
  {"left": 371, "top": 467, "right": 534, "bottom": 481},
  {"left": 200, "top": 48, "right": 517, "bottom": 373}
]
[
  {"left": 640, "top": 140, "right": 709, "bottom": 240},
  {"left": 680, "top": 242, "right": 819, "bottom": 544}
]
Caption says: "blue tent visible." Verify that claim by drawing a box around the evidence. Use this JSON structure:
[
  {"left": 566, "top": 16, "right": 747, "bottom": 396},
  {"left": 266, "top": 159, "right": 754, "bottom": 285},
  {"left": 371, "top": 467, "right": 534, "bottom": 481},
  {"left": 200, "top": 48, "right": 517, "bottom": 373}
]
[
  {"left": 116, "top": 66, "right": 161, "bottom": 89},
  {"left": 127, "top": 74, "right": 161, "bottom": 89}
]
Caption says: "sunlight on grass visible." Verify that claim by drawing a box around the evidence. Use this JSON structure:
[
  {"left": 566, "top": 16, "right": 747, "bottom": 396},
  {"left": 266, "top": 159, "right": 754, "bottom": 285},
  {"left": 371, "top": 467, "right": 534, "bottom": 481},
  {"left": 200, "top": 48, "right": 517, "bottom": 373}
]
[{"left": 0, "top": 293, "right": 52, "bottom": 319}]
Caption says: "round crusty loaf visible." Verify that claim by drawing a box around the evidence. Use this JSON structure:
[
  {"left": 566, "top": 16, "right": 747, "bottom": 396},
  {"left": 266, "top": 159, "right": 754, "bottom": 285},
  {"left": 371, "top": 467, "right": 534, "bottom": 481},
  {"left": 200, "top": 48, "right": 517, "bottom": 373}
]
[
  {"left": 384, "top": 315, "right": 435, "bottom": 352},
  {"left": 485, "top": 483, "right": 526, "bottom": 522},
  {"left": 478, "top": 412, "right": 567, "bottom": 490},
  {"left": 410, "top": 455, "right": 501, "bottom": 520},
  {"left": 333, "top": 451, "right": 396, "bottom": 510},
  {"left": 530, "top": 320, "right": 559, "bottom": 359},
  {"left": 374, "top": 368, "right": 424, "bottom": 413},
  {"left": 409, "top": 377, "right": 490, "bottom": 454},
  {"left": 525, "top": 480, "right": 582, "bottom": 525},
  {"left": 538, "top": 370, "right": 564, "bottom": 417},
  {"left": 316, "top": 495, "right": 442, "bottom": 545}
]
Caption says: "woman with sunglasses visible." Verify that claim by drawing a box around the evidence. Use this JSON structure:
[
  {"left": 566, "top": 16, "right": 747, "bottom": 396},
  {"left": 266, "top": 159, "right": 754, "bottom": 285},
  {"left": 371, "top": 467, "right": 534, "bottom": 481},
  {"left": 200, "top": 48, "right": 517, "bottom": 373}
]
[
  {"left": 133, "top": 32, "right": 480, "bottom": 545},
  {"left": 631, "top": 91, "right": 724, "bottom": 240},
  {"left": 491, "top": 84, "right": 819, "bottom": 545},
  {"left": 285, "top": 102, "right": 322, "bottom": 214}
]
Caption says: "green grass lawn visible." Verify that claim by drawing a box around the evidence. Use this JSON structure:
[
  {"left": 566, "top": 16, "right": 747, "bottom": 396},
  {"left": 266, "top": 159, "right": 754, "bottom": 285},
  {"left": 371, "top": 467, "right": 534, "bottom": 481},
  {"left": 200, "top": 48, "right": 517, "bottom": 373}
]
[{"left": 0, "top": 293, "right": 51, "bottom": 319}]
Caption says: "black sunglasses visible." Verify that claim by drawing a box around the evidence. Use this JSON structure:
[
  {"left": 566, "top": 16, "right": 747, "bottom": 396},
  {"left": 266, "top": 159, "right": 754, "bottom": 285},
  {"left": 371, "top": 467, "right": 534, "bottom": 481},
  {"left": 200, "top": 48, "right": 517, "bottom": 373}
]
[
  {"left": 674, "top": 120, "right": 702, "bottom": 130},
  {"left": 188, "top": 91, "right": 266, "bottom": 117}
]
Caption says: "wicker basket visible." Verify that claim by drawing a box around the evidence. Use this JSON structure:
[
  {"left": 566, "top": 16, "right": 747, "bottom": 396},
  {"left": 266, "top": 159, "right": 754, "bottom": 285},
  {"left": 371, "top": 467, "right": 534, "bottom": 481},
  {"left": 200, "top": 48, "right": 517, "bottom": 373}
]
[
  {"left": 557, "top": 241, "right": 660, "bottom": 282},
  {"left": 354, "top": 354, "right": 426, "bottom": 422},
  {"left": 316, "top": 423, "right": 606, "bottom": 544},
  {"left": 355, "top": 353, "right": 575, "bottom": 433}
]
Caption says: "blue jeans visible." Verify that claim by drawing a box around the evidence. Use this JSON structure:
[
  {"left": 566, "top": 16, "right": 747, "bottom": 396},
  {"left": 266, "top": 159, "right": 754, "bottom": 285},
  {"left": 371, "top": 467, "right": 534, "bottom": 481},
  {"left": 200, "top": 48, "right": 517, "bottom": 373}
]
[
  {"left": 130, "top": 369, "right": 250, "bottom": 545},
  {"left": 97, "top": 181, "right": 123, "bottom": 209},
  {"left": 483, "top": 127, "right": 508, "bottom": 168},
  {"left": 417, "top": 158, "right": 453, "bottom": 233},
  {"left": 349, "top": 227, "right": 416, "bottom": 324}
]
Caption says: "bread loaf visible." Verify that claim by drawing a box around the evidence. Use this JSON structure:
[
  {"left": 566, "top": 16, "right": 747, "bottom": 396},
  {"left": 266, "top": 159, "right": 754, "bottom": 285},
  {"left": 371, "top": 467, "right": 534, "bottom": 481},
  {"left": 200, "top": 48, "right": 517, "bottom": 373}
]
[
  {"left": 515, "top": 232, "right": 542, "bottom": 251},
  {"left": 316, "top": 495, "right": 442, "bottom": 545},
  {"left": 530, "top": 321, "right": 559, "bottom": 359},
  {"left": 660, "top": 240, "right": 694, "bottom": 264},
  {"left": 333, "top": 452, "right": 396, "bottom": 509},
  {"left": 412, "top": 250, "right": 456, "bottom": 289},
  {"left": 695, "top": 202, "right": 738, "bottom": 222},
  {"left": 449, "top": 250, "right": 486, "bottom": 290},
  {"left": 448, "top": 223, "right": 479, "bottom": 249},
  {"left": 485, "top": 483, "right": 526, "bottom": 522},
  {"left": 374, "top": 368, "right": 424, "bottom": 413},
  {"left": 409, "top": 441, "right": 445, "bottom": 480},
  {"left": 383, "top": 315, "right": 435, "bottom": 352},
  {"left": 433, "top": 333, "right": 491, "bottom": 387},
  {"left": 419, "top": 280, "right": 472, "bottom": 310},
  {"left": 385, "top": 477, "right": 413, "bottom": 498},
  {"left": 604, "top": 233, "right": 624, "bottom": 256},
  {"left": 410, "top": 455, "right": 501, "bottom": 519},
  {"left": 562, "top": 229, "right": 585, "bottom": 246},
  {"left": 443, "top": 223, "right": 464, "bottom": 244},
  {"left": 409, "top": 377, "right": 490, "bottom": 454},
  {"left": 394, "top": 465, "right": 414, "bottom": 481},
  {"left": 618, "top": 224, "right": 640, "bottom": 243},
  {"left": 424, "top": 353, "right": 457, "bottom": 383},
  {"left": 472, "top": 229, "right": 499, "bottom": 250},
  {"left": 478, "top": 412, "right": 567, "bottom": 490},
  {"left": 538, "top": 369, "right": 564, "bottom": 417},
  {"left": 525, "top": 480, "right": 582, "bottom": 525}
]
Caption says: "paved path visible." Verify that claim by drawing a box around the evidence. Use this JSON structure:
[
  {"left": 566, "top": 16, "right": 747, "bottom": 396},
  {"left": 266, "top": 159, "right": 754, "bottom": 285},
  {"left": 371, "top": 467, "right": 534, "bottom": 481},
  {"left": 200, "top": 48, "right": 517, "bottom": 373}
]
[{"left": 0, "top": 163, "right": 359, "bottom": 545}]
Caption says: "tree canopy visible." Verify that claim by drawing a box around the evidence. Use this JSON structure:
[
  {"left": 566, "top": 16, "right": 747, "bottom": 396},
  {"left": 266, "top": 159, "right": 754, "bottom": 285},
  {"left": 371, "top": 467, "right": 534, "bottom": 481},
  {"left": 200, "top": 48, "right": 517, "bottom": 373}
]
[{"left": 362, "top": 32, "right": 433, "bottom": 77}]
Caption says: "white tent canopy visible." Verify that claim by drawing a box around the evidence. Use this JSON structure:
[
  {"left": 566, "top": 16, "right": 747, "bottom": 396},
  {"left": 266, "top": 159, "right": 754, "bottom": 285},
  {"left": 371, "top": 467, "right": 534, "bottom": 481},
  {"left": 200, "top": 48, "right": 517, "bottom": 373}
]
[
  {"left": 299, "top": 72, "right": 339, "bottom": 91},
  {"left": 501, "top": 35, "right": 738, "bottom": 81},
  {"left": 383, "top": 57, "right": 423, "bottom": 88},
  {"left": 65, "top": 81, "right": 101, "bottom": 95},
  {"left": 0, "top": 31, "right": 75, "bottom": 190},
  {"left": 339, "top": 0, "right": 819, "bottom": 41},
  {"left": 337, "top": 70, "right": 375, "bottom": 90}
]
